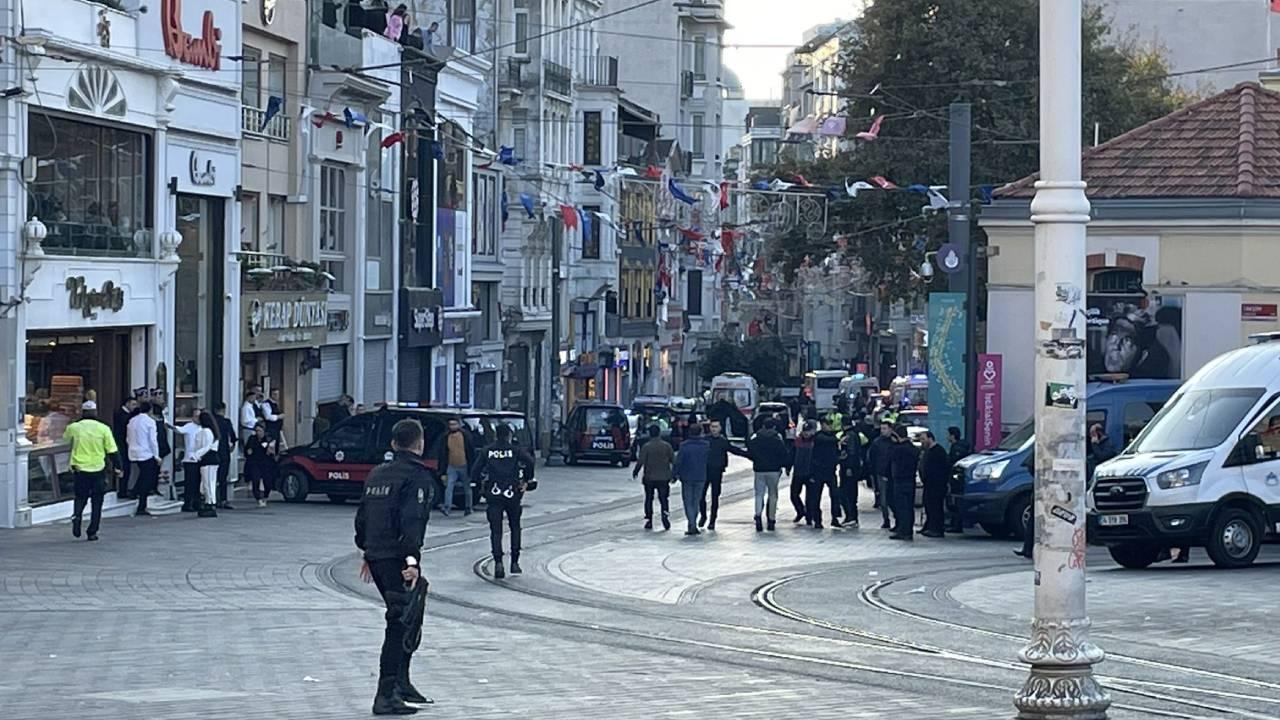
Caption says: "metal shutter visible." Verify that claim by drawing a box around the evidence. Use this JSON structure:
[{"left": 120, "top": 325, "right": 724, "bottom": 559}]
[
  {"left": 363, "top": 340, "right": 388, "bottom": 406},
  {"left": 317, "top": 345, "right": 346, "bottom": 402}
]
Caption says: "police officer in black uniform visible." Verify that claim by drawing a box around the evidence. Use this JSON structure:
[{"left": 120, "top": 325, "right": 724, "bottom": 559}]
[
  {"left": 355, "top": 419, "right": 435, "bottom": 716},
  {"left": 470, "top": 423, "right": 536, "bottom": 579}
]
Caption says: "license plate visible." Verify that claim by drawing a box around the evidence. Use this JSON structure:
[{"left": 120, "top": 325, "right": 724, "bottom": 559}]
[
  {"left": 592, "top": 440, "right": 614, "bottom": 450},
  {"left": 1099, "top": 514, "right": 1129, "bottom": 527}
]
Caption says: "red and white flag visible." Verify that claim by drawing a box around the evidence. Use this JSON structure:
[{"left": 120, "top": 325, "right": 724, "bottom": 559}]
[
  {"left": 1272, "top": 0, "right": 1280, "bottom": 12},
  {"left": 856, "top": 115, "right": 884, "bottom": 141}
]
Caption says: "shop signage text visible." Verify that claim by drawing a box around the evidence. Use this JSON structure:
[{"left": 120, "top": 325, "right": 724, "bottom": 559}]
[
  {"left": 67, "top": 276, "right": 125, "bottom": 319},
  {"left": 1242, "top": 303, "right": 1278, "bottom": 321},
  {"left": 974, "top": 353, "right": 1003, "bottom": 452},
  {"left": 161, "top": 0, "right": 223, "bottom": 71},
  {"left": 245, "top": 293, "right": 329, "bottom": 350},
  {"left": 189, "top": 151, "right": 216, "bottom": 186},
  {"left": 401, "top": 288, "right": 443, "bottom": 347}
]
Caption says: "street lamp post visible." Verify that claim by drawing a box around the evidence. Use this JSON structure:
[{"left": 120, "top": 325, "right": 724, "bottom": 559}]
[{"left": 1014, "top": 1, "right": 1110, "bottom": 719}]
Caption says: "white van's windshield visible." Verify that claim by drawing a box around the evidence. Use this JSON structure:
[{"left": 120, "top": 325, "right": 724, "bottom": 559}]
[
  {"left": 1128, "top": 388, "right": 1264, "bottom": 453},
  {"left": 998, "top": 419, "right": 1035, "bottom": 451}
]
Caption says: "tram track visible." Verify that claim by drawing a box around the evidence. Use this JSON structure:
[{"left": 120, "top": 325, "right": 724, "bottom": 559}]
[
  {"left": 754, "top": 569, "right": 1280, "bottom": 719},
  {"left": 416, "top": 557, "right": 1253, "bottom": 719}
]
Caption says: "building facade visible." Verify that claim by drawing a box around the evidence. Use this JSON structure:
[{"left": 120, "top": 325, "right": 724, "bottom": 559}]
[{"left": 1, "top": 0, "right": 243, "bottom": 527}]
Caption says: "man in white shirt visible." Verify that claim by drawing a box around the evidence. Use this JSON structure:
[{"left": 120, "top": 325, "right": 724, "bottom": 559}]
[
  {"left": 240, "top": 387, "right": 262, "bottom": 441},
  {"left": 125, "top": 400, "right": 160, "bottom": 516},
  {"left": 176, "top": 409, "right": 204, "bottom": 512}
]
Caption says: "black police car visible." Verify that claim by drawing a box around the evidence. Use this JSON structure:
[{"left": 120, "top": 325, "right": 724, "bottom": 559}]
[{"left": 276, "top": 405, "right": 452, "bottom": 504}]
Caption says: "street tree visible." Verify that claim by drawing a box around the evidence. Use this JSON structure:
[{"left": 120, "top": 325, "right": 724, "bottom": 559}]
[{"left": 768, "top": 0, "right": 1191, "bottom": 302}]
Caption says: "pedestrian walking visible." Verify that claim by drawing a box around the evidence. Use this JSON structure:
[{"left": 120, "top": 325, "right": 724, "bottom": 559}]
[
  {"left": 867, "top": 422, "right": 895, "bottom": 529},
  {"left": 244, "top": 424, "right": 278, "bottom": 506},
  {"left": 673, "top": 424, "right": 710, "bottom": 536},
  {"left": 743, "top": 418, "right": 790, "bottom": 532},
  {"left": 214, "top": 403, "right": 238, "bottom": 510},
  {"left": 471, "top": 423, "right": 535, "bottom": 578},
  {"left": 125, "top": 400, "right": 159, "bottom": 516},
  {"left": 808, "top": 419, "right": 839, "bottom": 529},
  {"left": 354, "top": 419, "right": 434, "bottom": 715},
  {"left": 65, "top": 400, "right": 123, "bottom": 541},
  {"left": 945, "top": 426, "right": 971, "bottom": 533},
  {"left": 633, "top": 424, "right": 675, "bottom": 530},
  {"left": 919, "top": 431, "right": 950, "bottom": 537},
  {"left": 177, "top": 410, "right": 204, "bottom": 513},
  {"left": 111, "top": 396, "right": 137, "bottom": 498},
  {"left": 888, "top": 425, "right": 920, "bottom": 541},
  {"left": 434, "top": 417, "right": 475, "bottom": 517},
  {"left": 789, "top": 421, "right": 816, "bottom": 524},
  {"left": 700, "top": 420, "right": 737, "bottom": 530},
  {"left": 188, "top": 411, "right": 221, "bottom": 518}
]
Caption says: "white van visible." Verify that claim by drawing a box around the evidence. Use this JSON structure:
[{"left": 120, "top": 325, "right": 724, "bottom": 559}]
[
  {"left": 804, "top": 370, "right": 847, "bottom": 411},
  {"left": 1089, "top": 337, "right": 1280, "bottom": 568}
]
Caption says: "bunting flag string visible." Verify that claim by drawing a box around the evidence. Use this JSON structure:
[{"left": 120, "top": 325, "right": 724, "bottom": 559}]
[
  {"left": 559, "top": 204, "right": 579, "bottom": 230},
  {"left": 668, "top": 178, "right": 698, "bottom": 205},
  {"left": 343, "top": 108, "right": 368, "bottom": 128},
  {"left": 260, "top": 96, "right": 283, "bottom": 132},
  {"left": 855, "top": 115, "right": 884, "bottom": 141},
  {"left": 818, "top": 116, "right": 847, "bottom": 137},
  {"left": 380, "top": 131, "right": 406, "bottom": 149}
]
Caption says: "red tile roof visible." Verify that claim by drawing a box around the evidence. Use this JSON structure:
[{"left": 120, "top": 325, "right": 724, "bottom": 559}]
[{"left": 997, "top": 82, "right": 1280, "bottom": 199}]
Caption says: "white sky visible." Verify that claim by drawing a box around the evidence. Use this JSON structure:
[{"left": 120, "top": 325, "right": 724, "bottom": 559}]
[{"left": 724, "top": 0, "right": 859, "bottom": 100}]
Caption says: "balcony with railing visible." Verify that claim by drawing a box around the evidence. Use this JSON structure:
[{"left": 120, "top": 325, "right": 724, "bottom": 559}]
[
  {"left": 580, "top": 54, "right": 618, "bottom": 87},
  {"left": 241, "top": 106, "right": 291, "bottom": 141},
  {"left": 499, "top": 57, "right": 525, "bottom": 94},
  {"left": 239, "top": 251, "right": 333, "bottom": 292},
  {"left": 544, "top": 60, "right": 572, "bottom": 97}
]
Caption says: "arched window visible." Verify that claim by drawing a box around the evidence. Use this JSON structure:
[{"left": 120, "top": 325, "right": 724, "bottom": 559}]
[{"left": 1091, "top": 268, "right": 1142, "bottom": 294}]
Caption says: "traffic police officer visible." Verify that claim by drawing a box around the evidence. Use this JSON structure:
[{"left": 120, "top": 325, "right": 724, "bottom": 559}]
[
  {"left": 355, "top": 418, "right": 435, "bottom": 716},
  {"left": 470, "top": 423, "right": 536, "bottom": 579}
]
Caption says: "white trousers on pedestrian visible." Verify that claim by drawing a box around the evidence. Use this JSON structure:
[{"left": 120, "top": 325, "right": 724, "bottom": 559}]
[
  {"left": 201, "top": 465, "right": 218, "bottom": 507},
  {"left": 753, "top": 471, "right": 781, "bottom": 520}
]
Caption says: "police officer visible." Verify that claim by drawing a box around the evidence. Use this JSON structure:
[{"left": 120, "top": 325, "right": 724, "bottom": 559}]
[
  {"left": 354, "top": 419, "right": 434, "bottom": 716},
  {"left": 471, "top": 422, "right": 535, "bottom": 579}
]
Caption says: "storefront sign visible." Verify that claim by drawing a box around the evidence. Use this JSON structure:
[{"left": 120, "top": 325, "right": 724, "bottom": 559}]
[
  {"left": 160, "top": 0, "right": 223, "bottom": 71},
  {"left": 66, "top": 276, "right": 124, "bottom": 319},
  {"left": 189, "top": 150, "right": 216, "bottom": 186},
  {"left": 1242, "top": 303, "right": 1278, "bottom": 321},
  {"left": 401, "top": 288, "right": 443, "bottom": 347},
  {"left": 974, "top": 353, "right": 1003, "bottom": 452},
  {"left": 244, "top": 292, "right": 329, "bottom": 351}
]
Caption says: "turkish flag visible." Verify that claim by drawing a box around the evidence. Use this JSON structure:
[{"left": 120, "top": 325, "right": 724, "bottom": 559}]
[{"left": 1273, "top": 0, "right": 1280, "bottom": 12}]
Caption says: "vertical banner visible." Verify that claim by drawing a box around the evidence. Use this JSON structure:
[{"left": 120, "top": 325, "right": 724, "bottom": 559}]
[
  {"left": 436, "top": 209, "right": 456, "bottom": 306},
  {"left": 927, "top": 292, "right": 967, "bottom": 446},
  {"left": 974, "top": 353, "right": 1003, "bottom": 451}
]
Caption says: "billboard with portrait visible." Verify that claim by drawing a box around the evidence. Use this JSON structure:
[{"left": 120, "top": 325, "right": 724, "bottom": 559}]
[{"left": 1085, "top": 294, "right": 1183, "bottom": 379}]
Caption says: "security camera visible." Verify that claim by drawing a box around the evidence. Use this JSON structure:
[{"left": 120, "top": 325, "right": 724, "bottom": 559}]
[{"left": 920, "top": 259, "right": 934, "bottom": 279}]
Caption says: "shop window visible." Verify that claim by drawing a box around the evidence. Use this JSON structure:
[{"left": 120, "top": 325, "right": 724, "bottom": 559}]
[
  {"left": 175, "top": 194, "right": 227, "bottom": 421},
  {"left": 687, "top": 269, "right": 703, "bottom": 316},
  {"left": 27, "top": 112, "right": 152, "bottom": 258}
]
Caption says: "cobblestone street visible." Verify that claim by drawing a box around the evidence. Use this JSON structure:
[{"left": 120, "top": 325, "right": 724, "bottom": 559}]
[{"left": 3, "top": 458, "right": 1278, "bottom": 719}]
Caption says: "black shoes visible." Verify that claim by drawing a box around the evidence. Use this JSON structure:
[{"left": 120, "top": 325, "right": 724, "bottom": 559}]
[
  {"left": 510, "top": 560, "right": 523, "bottom": 575},
  {"left": 216, "top": 502, "right": 234, "bottom": 510},
  {"left": 494, "top": 561, "right": 506, "bottom": 580},
  {"left": 372, "top": 696, "right": 418, "bottom": 715},
  {"left": 1014, "top": 549, "right": 1032, "bottom": 559},
  {"left": 644, "top": 519, "right": 653, "bottom": 530},
  {"left": 880, "top": 521, "right": 891, "bottom": 530},
  {"left": 708, "top": 519, "right": 716, "bottom": 531},
  {"left": 754, "top": 516, "right": 763, "bottom": 532},
  {"left": 767, "top": 519, "right": 776, "bottom": 532},
  {"left": 72, "top": 518, "right": 81, "bottom": 538},
  {"left": 136, "top": 509, "right": 152, "bottom": 517},
  {"left": 181, "top": 506, "right": 195, "bottom": 513},
  {"left": 921, "top": 530, "right": 944, "bottom": 538},
  {"left": 661, "top": 513, "right": 671, "bottom": 531},
  {"left": 398, "top": 683, "right": 433, "bottom": 705},
  {"left": 814, "top": 522, "right": 824, "bottom": 530},
  {"left": 697, "top": 515, "right": 707, "bottom": 528},
  {"left": 889, "top": 534, "right": 913, "bottom": 541},
  {"left": 793, "top": 513, "right": 805, "bottom": 523},
  {"left": 831, "top": 518, "right": 843, "bottom": 528},
  {"left": 86, "top": 534, "right": 98, "bottom": 542},
  {"left": 684, "top": 528, "right": 701, "bottom": 536}
]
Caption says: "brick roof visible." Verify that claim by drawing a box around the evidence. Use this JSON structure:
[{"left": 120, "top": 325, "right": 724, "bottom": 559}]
[{"left": 997, "top": 82, "right": 1280, "bottom": 200}]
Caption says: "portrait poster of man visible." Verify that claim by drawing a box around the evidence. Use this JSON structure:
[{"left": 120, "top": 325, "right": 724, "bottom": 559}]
[{"left": 1085, "top": 294, "right": 1183, "bottom": 379}]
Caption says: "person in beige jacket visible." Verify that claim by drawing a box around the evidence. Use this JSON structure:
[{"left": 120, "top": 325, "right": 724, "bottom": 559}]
[{"left": 632, "top": 424, "right": 675, "bottom": 530}]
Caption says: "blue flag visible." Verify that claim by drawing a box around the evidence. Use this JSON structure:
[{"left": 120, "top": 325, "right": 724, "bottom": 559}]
[
  {"left": 668, "top": 178, "right": 697, "bottom": 205},
  {"left": 498, "top": 146, "right": 518, "bottom": 165},
  {"left": 430, "top": 140, "right": 445, "bottom": 160},
  {"left": 343, "top": 107, "right": 368, "bottom": 128},
  {"left": 594, "top": 169, "right": 606, "bottom": 191},
  {"left": 578, "top": 208, "right": 592, "bottom": 243},
  {"left": 260, "top": 96, "right": 283, "bottom": 132},
  {"left": 979, "top": 185, "right": 995, "bottom": 205},
  {"left": 519, "top": 193, "right": 535, "bottom": 218}
]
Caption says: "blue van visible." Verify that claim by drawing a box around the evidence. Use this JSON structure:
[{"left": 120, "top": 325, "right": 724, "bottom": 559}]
[{"left": 956, "top": 378, "right": 1180, "bottom": 540}]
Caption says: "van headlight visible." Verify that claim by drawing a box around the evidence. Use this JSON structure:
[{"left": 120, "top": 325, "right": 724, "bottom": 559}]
[
  {"left": 973, "top": 459, "right": 1010, "bottom": 481},
  {"left": 1155, "top": 462, "right": 1207, "bottom": 490}
]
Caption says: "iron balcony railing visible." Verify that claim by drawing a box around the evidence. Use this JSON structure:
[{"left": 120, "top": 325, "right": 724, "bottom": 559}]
[
  {"left": 241, "top": 106, "right": 291, "bottom": 141},
  {"left": 544, "top": 59, "right": 572, "bottom": 96}
]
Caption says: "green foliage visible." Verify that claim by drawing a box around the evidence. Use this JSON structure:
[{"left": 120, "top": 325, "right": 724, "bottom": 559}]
[
  {"left": 700, "top": 336, "right": 789, "bottom": 388},
  {"left": 771, "top": 0, "right": 1187, "bottom": 301}
]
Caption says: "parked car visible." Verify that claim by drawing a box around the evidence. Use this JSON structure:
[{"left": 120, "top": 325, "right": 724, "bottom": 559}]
[
  {"left": 956, "top": 378, "right": 1179, "bottom": 542},
  {"left": 275, "top": 404, "right": 453, "bottom": 505},
  {"left": 564, "top": 402, "right": 631, "bottom": 466}
]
